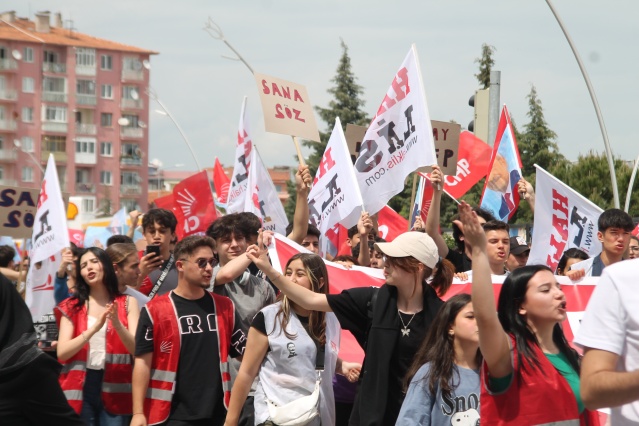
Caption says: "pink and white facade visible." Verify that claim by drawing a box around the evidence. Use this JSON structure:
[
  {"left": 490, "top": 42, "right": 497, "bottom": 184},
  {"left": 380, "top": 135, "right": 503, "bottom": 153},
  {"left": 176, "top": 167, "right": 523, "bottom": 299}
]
[{"left": 0, "top": 10, "right": 156, "bottom": 221}]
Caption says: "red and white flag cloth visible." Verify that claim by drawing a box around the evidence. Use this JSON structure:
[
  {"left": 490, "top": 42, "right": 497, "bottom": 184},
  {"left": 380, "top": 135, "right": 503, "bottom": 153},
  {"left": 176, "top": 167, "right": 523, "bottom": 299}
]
[
  {"left": 244, "top": 147, "right": 288, "bottom": 234},
  {"left": 213, "top": 157, "right": 231, "bottom": 204},
  {"left": 355, "top": 45, "right": 437, "bottom": 215},
  {"left": 377, "top": 205, "right": 408, "bottom": 242},
  {"left": 227, "top": 96, "right": 254, "bottom": 213},
  {"left": 172, "top": 171, "right": 217, "bottom": 239},
  {"left": 25, "top": 154, "right": 69, "bottom": 321},
  {"left": 528, "top": 165, "right": 603, "bottom": 271},
  {"left": 480, "top": 106, "right": 523, "bottom": 222},
  {"left": 443, "top": 131, "right": 493, "bottom": 199},
  {"left": 267, "top": 233, "right": 602, "bottom": 365},
  {"left": 307, "top": 117, "right": 363, "bottom": 257},
  {"left": 409, "top": 172, "right": 434, "bottom": 228}
]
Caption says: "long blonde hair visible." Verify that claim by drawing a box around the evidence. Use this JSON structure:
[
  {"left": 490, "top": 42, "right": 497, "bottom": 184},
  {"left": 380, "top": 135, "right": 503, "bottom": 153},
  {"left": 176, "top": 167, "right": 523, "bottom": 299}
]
[{"left": 272, "top": 253, "right": 329, "bottom": 345}]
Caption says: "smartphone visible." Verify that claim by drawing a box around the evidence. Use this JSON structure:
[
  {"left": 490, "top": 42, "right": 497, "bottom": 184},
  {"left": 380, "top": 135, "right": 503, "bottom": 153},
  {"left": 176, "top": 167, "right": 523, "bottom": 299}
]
[{"left": 146, "top": 245, "right": 161, "bottom": 256}]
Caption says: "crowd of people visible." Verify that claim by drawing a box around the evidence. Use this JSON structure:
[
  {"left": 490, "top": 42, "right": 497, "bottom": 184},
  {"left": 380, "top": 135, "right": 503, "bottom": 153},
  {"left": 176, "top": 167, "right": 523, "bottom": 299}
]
[{"left": 1, "top": 163, "right": 639, "bottom": 426}]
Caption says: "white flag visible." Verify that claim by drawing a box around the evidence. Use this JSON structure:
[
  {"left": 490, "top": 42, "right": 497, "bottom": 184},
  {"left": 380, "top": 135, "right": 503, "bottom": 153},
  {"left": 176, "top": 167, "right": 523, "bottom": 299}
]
[
  {"left": 355, "top": 44, "right": 437, "bottom": 214},
  {"left": 109, "top": 206, "right": 128, "bottom": 234},
  {"left": 307, "top": 117, "right": 364, "bottom": 257},
  {"left": 226, "top": 96, "right": 253, "bottom": 213},
  {"left": 528, "top": 165, "right": 603, "bottom": 271},
  {"left": 244, "top": 147, "right": 289, "bottom": 235},
  {"left": 25, "top": 155, "right": 70, "bottom": 320}
]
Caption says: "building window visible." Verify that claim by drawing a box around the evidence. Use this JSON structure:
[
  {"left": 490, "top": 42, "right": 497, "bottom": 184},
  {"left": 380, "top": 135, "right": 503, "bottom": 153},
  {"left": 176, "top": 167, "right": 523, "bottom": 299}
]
[
  {"left": 121, "top": 171, "right": 140, "bottom": 186},
  {"left": 100, "top": 54, "right": 112, "bottom": 70},
  {"left": 100, "top": 113, "right": 113, "bottom": 127},
  {"left": 75, "top": 169, "right": 91, "bottom": 184},
  {"left": 82, "top": 199, "right": 94, "bottom": 213},
  {"left": 43, "top": 105, "right": 67, "bottom": 122},
  {"left": 101, "top": 84, "right": 113, "bottom": 99},
  {"left": 22, "top": 77, "right": 35, "bottom": 93},
  {"left": 43, "top": 76, "right": 65, "bottom": 92},
  {"left": 100, "top": 171, "right": 112, "bottom": 185},
  {"left": 121, "top": 143, "right": 140, "bottom": 157},
  {"left": 75, "top": 140, "right": 95, "bottom": 154},
  {"left": 43, "top": 136, "right": 66, "bottom": 152},
  {"left": 122, "top": 57, "right": 142, "bottom": 72},
  {"left": 121, "top": 199, "right": 138, "bottom": 212},
  {"left": 122, "top": 86, "right": 139, "bottom": 100},
  {"left": 22, "top": 136, "right": 34, "bottom": 152},
  {"left": 121, "top": 114, "right": 139, "bottom": 128},
  {"left": 43, "top": 50, "right": 58, "bottom": 63},
  {"left": 76, "top": 80, "right": 95, "bottom": 95},
  {"left": 23, "top": 47, "right": 34, "bottom": 62},
  {"left": 75, "top": 48, "right": 96, "bottom": 67},
  {"left": 22, "top": 107, "right": 33, "bottom": 123},
  {"left": 22, "top": 167, "right": 33, "bottom": 182},
  {"left": 100, "top": 142, "right": 112, "bottom": 156}
]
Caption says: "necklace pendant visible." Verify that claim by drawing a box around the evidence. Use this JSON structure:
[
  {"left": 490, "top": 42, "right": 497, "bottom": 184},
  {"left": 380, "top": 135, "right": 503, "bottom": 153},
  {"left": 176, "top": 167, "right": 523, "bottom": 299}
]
[{"left": 401, "top": 327, "right": 410, "bottom": 337}]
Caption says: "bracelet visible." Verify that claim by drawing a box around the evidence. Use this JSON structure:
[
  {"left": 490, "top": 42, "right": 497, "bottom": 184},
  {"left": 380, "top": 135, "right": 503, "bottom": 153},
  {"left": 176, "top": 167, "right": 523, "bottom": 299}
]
[{"left": 81, "top": 331, "right": 89, "bottom": 343}]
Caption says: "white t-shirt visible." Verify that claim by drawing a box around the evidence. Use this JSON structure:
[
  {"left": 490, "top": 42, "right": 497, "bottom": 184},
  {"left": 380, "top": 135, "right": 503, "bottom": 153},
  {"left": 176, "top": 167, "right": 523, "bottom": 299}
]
[
  {"left": 574, "top": 258, "right": 639, "bottom": 425},
  {"left": 86, "top": 316, "right": 106, "bottom": 370}
]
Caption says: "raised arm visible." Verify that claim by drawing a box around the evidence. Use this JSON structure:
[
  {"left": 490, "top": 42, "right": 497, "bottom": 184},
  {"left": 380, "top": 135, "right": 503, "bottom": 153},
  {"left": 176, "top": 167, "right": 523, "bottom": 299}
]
[
  {"left": 287, "top": 165, "right": 312, "bottom": 244},
  {"left": 424, "top": 165, "right": 450, "bottom": 258},
  {"left": 247, "top": 232, "right": 331, "bottom": 312},
  {"left": 356, "top": 211, "right": 373, "bottom": 267},
  {"left": 459, "top": 202, "right": 511, "bottom": 378},
  {"left": 517, "top": 178, "right": 535, "bottom": 213},
  {"left": 127, "top": 210, "right": 141, "bottom": 239},
  {"left": 214, "top": 250, "right": 253, "bottom": 286}
]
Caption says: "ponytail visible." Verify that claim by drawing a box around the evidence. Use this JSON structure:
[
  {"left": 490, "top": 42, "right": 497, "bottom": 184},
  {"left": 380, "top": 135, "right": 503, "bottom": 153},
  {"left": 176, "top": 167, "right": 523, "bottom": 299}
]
[{"left": 429, "top": 258, "right": 454, "bottom": 297}]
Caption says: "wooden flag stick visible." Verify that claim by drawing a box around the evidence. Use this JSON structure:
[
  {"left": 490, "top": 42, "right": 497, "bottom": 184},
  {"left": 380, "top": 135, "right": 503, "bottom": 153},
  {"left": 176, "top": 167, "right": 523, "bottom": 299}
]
[
  {"left": 292, "top": 136, "right": 310, "bottom": 188},
  {"left": 408, "top": 174, "right": 419, "bottom": 231}
]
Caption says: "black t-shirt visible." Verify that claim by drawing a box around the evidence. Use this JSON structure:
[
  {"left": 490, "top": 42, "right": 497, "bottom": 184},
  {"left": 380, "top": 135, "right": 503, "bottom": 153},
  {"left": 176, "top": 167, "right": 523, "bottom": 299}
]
[
  {"left": 135, "top": 292, "right": 245, "bottom": 422},
  {"left": 446, "top": 249, "right": 472, "bottom": 273}
]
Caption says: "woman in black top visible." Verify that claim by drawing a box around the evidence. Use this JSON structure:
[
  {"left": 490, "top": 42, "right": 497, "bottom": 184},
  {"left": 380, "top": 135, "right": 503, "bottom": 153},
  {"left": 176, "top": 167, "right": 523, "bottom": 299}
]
[{"left": 248, "top": 230, "right": 454, "bottom": 426}]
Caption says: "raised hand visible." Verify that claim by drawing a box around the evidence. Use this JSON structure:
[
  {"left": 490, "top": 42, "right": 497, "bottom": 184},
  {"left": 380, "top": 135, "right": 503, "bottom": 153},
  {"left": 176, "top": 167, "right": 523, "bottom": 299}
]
[{"left": 458, "top": 201, "right": 486, "bottom": 250}]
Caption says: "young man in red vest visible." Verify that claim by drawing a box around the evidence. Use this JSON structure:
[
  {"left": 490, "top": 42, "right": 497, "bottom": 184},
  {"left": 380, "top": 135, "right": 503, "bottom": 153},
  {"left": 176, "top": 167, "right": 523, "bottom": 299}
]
[{"left": 131, "top": 235, "right": 246, "bottom": 426}]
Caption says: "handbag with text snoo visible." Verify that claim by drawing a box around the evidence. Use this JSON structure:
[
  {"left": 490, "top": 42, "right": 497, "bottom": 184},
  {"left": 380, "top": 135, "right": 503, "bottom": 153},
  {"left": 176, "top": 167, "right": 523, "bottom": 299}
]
[{"left": 265, "top": 342, "right": 325, "bottom": 426}]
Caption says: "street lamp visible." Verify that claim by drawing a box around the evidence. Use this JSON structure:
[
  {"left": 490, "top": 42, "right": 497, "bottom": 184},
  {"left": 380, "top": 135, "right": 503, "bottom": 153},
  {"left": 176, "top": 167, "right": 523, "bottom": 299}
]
[{"left": 13, "top": 139, "right": 44, "bottom": 182}]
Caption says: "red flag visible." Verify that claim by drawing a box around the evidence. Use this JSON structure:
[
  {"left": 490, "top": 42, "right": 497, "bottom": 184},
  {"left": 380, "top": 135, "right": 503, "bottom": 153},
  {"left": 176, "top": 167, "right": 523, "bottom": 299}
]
[
  {"left": 172, "top": 171, "right": 217, "bottom": 239},
  {"left": 153, "top": 193, "right": 174, "bottom": 211},
  {"left": 213, "top": 157, "right": 231, "bottom": 204},
  {"left": 377, "top": 205, "right": 408, "bottom": 242},
  {"left": 443, "top": 131, "right": 492, "bottom": 199},
  {"left": 633, "top": 223, "right": 639, "bottom": 237},
  {"left": 68, "top": 229, "right": 84, "bottom": 247}
]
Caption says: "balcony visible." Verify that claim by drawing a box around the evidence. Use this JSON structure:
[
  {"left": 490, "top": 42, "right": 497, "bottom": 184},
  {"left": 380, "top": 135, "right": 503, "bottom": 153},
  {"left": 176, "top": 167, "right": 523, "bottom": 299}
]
[
  {"left": 76, "top": 123, "right": 97, "bottom": 135},
  {"left": 121, "top": 98, "right": 143, "bottom": 109},
  {"left": 41, "top": 151, "right": 67, "bottom": 162},
  {"left": 42, "top": 91, "right": 68, "bottom": 103},
  {"left": 122, "top": 68, "right": 144, "bottom": 81},
  {"left": 0, "top": 149, "right": 17, "bottom": 161},
  {"left": 42, "top": 62, "right": 67, "bottom": 73},
  {"left": 42, "top": 122, "right": 68, "bottom": 133},
  {"left": 76, "top": 151, "right": 97, "bottom": 165},
  {"left": 120, "top": 127, "right": 143, "bottom": 138},
  {"left": 120, "top": 184, "right": 142, "bottom": 195},
  {"left": 0, "top": 58, "right": 17, "bottom": 71},
  {"left": 120, "top": 155, "right": 143, "bottom": 166},
  {"left": 76, "top": 94, "right": 97, "bottom": 106},
  {"left": 0, "top": 119, "right": 17, "bottom": 131},
  {"left": 0, "top": 89, "right": 17, "bottom": 101},
  {"left": 0, "top": 178, "right": 18, "bottom": 186},
  {"left": 75, "top": 64, "right": 96, "bottom": 76},
  {"left": 76, "top": 182, "right": 96, "bottom": 194}
]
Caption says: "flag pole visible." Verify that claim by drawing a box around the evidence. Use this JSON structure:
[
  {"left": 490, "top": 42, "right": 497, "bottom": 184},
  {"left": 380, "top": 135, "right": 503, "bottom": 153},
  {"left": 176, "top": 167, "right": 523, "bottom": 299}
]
[
  {"left": 408, "top": 174, "right": 418, "bottom": 231},
  {"left": 444, "top": 189, "right": 461, "bottom": 205}
]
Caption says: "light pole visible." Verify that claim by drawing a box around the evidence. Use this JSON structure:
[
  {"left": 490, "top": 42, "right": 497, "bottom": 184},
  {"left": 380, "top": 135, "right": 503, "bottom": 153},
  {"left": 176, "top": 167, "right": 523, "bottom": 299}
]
[
  {"left": 13, "top": 139, "right": 44, "bottom": 182},
  {"left": 147, "top": 87, "right": 202, "bottom": 172}
]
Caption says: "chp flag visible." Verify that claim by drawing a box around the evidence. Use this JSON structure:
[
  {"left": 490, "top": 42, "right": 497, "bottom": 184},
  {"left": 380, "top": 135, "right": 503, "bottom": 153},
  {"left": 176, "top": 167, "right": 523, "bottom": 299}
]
[
  {"left": 172, "top": 171, "right": 217, "bottom": 239},
  {"left": 355, "top": 44, "right": 437, "bottom": 215},
  {"left": 227, "top": 96, "right": 254, "bottom": 213},
  {"left": 443, "top": 131, "right": 493, "bottom": 199},
  {"left": 480, "top": 105, "right": 523, "bottom": 222},
  {"left": 213, "top": 157, "right": 231, "bottom": 204},
  {"left": 308, "top": 118, "right": 363, "bottom": 257},
  {"left": 25, "top": 154, "right": 70, "bottom": 321},
  {"left": 244, "top": 147, "right": 288, "bottom": 235},
  {"left": 528, "top": 165, "right": 603, "bottom": 271}
]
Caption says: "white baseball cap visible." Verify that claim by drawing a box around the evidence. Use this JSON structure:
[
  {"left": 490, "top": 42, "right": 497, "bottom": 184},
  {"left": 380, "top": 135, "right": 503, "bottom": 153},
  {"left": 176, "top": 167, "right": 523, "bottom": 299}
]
[{"left": 374, "top": 232, "right": 439, "bottom": 268}]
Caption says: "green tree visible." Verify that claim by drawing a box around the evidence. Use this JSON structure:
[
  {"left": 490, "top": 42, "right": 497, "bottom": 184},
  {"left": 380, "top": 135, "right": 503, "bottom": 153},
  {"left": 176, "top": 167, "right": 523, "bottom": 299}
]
[
  {"left": 285, "top": 40, "right": 369, "bottom": 221},
  {"left": 475, "top": 44, "right": 495, "bottom": 89}
]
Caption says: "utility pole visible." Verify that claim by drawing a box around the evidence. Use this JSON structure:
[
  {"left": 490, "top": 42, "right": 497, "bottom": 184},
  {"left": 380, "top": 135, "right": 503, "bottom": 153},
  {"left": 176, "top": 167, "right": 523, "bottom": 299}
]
[{"left": 487, "top": 70, "right": 501, "bottom": 146}]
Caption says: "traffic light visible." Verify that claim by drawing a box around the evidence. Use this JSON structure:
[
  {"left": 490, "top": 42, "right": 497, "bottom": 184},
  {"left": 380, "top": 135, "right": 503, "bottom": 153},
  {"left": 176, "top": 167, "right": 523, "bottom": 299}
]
[{"left": 468, "top": 88, "right": 490, "bottom": 144}]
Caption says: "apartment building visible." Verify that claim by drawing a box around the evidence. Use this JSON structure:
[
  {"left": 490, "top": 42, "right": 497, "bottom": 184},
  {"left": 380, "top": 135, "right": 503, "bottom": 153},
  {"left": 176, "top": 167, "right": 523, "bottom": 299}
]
[{"left": 0, "top": 10, "right": 156, "bottom": 219}]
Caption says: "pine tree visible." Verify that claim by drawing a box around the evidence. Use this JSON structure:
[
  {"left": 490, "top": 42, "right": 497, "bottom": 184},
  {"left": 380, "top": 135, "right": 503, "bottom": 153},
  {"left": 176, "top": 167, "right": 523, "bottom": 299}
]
[
  {"left": 285, "top": 40, "right": 369, "bottom": 220},
  {"left": 475, "top": 44, "right": 495, "bottom": 89}
]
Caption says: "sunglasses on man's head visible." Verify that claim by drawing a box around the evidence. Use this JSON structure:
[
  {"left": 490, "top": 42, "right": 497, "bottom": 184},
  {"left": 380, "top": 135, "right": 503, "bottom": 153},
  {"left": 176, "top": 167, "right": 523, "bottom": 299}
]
[{"left": 180, "top": 257, "right": 217, "bottom": 269}]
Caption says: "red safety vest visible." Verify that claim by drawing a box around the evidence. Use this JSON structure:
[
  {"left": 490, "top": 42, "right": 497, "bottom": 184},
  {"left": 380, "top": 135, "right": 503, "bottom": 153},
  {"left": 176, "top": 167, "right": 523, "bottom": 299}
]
[
  {"left": 481, "top": 335, "right": 600, "bottom": 426},
  {"left": 143, "top": 291, "right": 234, "bottom": 426},
  {"left": 55, "top": 294, "right": 133, "bottom": 415}
]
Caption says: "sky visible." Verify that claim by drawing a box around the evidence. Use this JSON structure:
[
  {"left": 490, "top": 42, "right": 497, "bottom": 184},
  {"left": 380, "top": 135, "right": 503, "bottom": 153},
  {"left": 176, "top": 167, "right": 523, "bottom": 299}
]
[{"left": 15, "top": 1, "right": 639, "bottom": 174}]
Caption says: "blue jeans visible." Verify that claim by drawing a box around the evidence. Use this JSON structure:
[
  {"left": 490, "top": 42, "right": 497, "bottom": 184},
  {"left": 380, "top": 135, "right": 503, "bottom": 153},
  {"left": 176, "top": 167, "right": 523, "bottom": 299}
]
[{"left": 81, "top": 369, "right": 130, "bottom": 426}]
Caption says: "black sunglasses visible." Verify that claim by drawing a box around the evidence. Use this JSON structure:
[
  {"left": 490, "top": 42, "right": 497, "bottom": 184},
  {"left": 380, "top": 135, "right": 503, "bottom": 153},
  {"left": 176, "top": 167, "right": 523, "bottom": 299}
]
[{"left": 180, "top": 258, "right": 217, "bottom": 269}]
